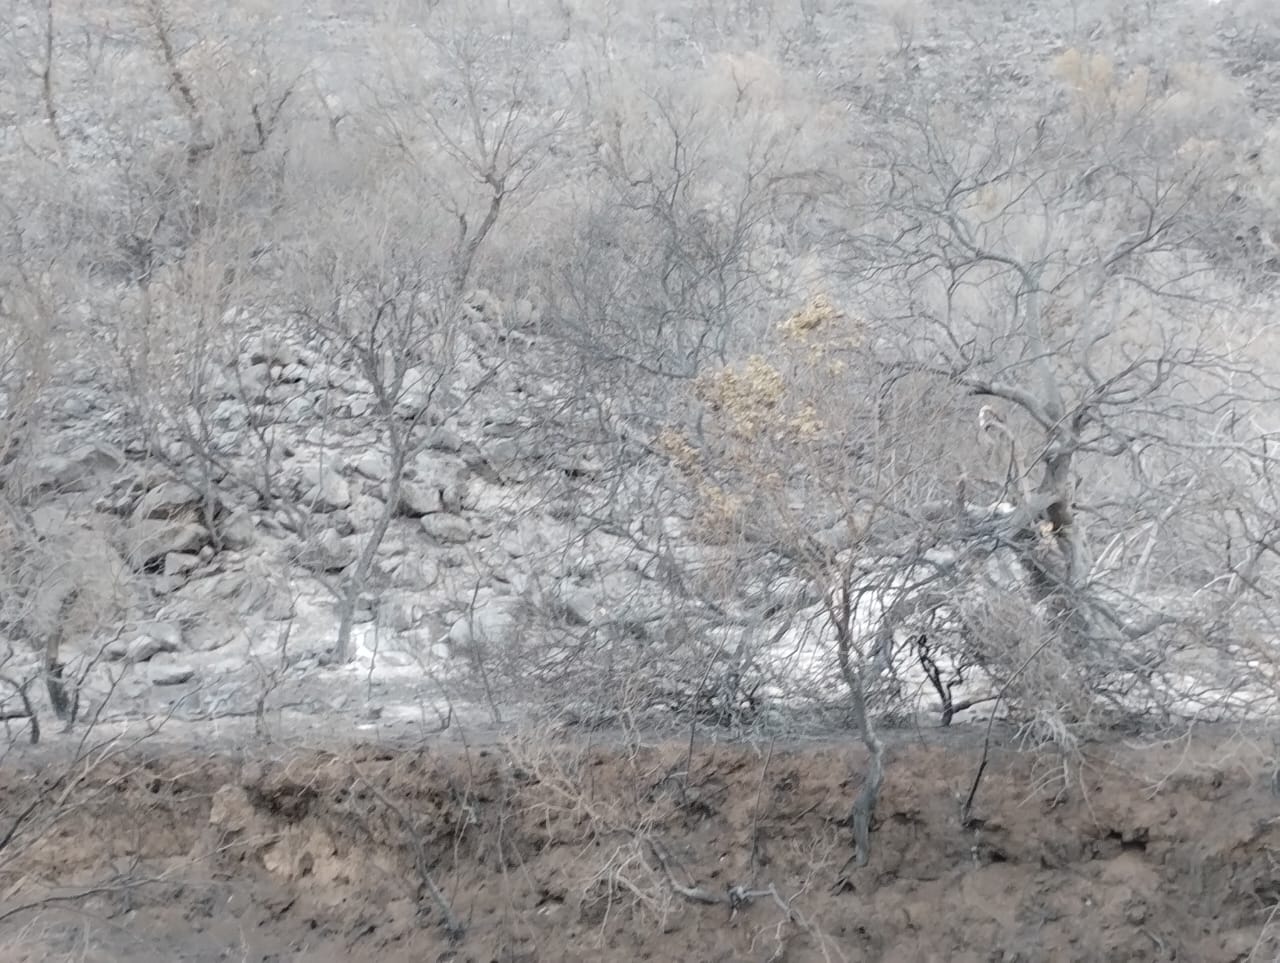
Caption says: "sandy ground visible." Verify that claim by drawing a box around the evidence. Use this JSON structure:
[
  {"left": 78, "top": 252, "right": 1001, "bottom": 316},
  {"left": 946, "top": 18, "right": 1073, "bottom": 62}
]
[{"left": 3, "top": 723, "right": 1280, "bottom": 962}]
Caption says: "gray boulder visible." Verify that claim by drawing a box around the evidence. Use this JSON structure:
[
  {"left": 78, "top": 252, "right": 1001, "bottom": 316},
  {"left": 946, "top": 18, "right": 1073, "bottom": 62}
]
[
  {"left": 31, "top": 442, "right": 127, "bottom": 494},
  {"left": 133, "top": 480, "right": 203, "bottom": 521},
  {"left": 110, "top": 622, "right": 183, "bottom": 663},
  {"left": 299, "top": 459, "right": 351, "bottom": 511},
  {"left": 150, "top": 662, "right": 196, "bottom": 686}
]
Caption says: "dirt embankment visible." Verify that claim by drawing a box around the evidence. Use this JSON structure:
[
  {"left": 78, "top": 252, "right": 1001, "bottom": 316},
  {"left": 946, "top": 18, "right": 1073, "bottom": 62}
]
[{"left": 2, "top": 729, "right": 1279, "bottom": 962}]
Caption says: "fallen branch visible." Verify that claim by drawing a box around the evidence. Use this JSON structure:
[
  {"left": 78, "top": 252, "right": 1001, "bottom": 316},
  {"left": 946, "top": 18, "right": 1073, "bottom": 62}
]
[
  {"left": 642, "top": 834, "right": 725, "bottom": 905},
  {"left": 640, "top": 834, "right": 802, "bottom": 919}
]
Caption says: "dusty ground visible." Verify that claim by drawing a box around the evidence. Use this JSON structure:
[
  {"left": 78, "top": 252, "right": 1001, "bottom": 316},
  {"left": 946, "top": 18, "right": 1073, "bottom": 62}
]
[{"left": 2, "top": 724, "right": 1280, "bottom": 962}]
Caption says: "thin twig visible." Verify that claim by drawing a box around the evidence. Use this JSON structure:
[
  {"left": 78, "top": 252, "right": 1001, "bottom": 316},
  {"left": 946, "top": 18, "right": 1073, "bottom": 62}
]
[{"left": 749, "top": 736, "right": 776, "bottom": 877}]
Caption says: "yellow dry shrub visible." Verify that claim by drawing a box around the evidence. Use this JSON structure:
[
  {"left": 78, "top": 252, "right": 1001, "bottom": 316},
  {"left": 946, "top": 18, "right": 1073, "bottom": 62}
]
[
  {"left": 779, "top": 295, "right": 867, "bottom": 366},
  {"left": 779, "top": 293, "right": 841, "bottom": 338},
  {"left": 1054, "top": 49, "right": 1243, "bottom": 135},
  {"left": 1114, "top": 65, "right": 1152, "bottom": 117},
  {"left": 787, "top": 401, "right": 824, "bottom": 440},
  {"left": 1051, "top": 49, "right": 1158, "bottom": 125},
  {"left": 695, "top": 355, "right": 785, "bottom": 440},
  {"left": 693, "top": 482, "right": 745, "bottom": 544},
  {"left": 1052, "top": 48, "right": 1114, "bottom": 117},
  {"left": 655, "top": 426, "right": 701, "bottom": 476}
]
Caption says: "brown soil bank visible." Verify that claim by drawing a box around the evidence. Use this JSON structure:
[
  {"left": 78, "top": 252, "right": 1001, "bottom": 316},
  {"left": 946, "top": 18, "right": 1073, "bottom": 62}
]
[{"left": 2, "top": 727, "right": 1279, "bottom": 962}]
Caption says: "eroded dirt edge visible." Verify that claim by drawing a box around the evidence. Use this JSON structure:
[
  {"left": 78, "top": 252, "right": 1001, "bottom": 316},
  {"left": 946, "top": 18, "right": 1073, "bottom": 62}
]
[{"left": 2, "top": 727, "right": 1278, "bottom": 962}]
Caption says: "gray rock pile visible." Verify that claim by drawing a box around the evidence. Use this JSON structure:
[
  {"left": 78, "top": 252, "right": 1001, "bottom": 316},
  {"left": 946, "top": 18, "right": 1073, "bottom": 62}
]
[{"left": 0, "top": 288, "right": 682, "bottom": 728}]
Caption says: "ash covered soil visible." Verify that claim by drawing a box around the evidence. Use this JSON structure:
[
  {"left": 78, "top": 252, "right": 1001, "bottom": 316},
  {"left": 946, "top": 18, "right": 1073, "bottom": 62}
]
[{"left": 3, "top": 726, "right": 1279, "bottom": 962}]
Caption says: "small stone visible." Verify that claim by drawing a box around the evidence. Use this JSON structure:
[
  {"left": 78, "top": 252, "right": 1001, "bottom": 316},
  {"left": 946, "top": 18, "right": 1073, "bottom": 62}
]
[
  {"left": 126, "top": 633, "right": 180, "bottom": 663},
  {"left": 151, "top": 664, "right": 196, "bottom": 686}
]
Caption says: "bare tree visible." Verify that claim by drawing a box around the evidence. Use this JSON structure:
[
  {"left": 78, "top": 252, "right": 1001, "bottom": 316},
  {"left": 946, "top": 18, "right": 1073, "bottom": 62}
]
[
  {"left": 819, "top": 55, "right": 1275, "bottom": 707},
  {"left": 475, "top": 50, "right": 840, "bottom": 723},
  {"left": 285, "top": 4, "right": 568, "bottom": 663},
  {"left": 294, "top": 251, "right": 478, "bottom": 663},
  {"left": 99, "top": 0, "right": 302, "bottom": 531},
  {"left": 649, "top": 49, "right": 1280, "bottom": 862}
]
